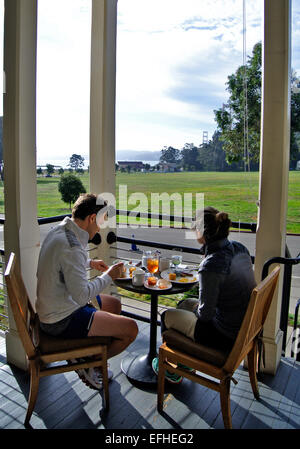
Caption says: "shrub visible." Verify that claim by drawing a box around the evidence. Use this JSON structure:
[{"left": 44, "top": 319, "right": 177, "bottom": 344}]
[{"left": 58, "top": 173, "right": 86, "bottom": 210}]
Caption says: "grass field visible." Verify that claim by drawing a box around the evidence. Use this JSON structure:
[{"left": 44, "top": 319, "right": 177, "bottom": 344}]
[{"left": 0, "top": 170, "right": 299, "bottom": 233}]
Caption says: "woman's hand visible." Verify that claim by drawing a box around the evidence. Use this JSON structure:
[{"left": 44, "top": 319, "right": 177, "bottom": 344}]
[{"left": 90, "top": 259, "right": 109, "bottom": 272}]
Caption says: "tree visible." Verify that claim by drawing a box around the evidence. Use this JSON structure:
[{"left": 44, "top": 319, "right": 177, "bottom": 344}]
[
  {"left": 58, "top": 173, "right": 86, "bottom": 210},
  {"left": 159, "top": 146, "right": 181, "bottom": 164},
  {"left": 181, "top": 144, "right": 201, "bottom": 170},
  {"left": 198, "top": 131, "right": 247, "bottom": 171},
  {"left": 68, "top": 154, "right": 85, "bottom": 171},
  {"left": 37, "top": 167, "right": 43, "bottom": 176},
  {"left": 46, "top": 163, "right": 55, "bottom": 176},
  {"left": 214, "top": 41, "right": 300, "bottom": 167},
  {"left": 58, "top": 167, "right": 64, "bottom": 175}
]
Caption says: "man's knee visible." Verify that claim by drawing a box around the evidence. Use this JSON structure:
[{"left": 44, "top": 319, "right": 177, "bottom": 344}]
[
  {"left": 101, "top": 294, "right": 121, "bottom": 314},
  {"left": 127, "top": 319, "right": 138, "bottom": 342}
]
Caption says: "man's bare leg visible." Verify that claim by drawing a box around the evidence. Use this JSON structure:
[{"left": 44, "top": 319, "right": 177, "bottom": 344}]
[
  {"left": 88, "top": 310, "right": 138, "bottom": 359},
  {"left": 99, "top": 294, "right": 121, "bottom": 315}
]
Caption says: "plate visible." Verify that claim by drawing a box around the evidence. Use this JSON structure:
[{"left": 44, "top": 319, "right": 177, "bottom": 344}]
[
  {"left": 113, "top": 259, "right": 142, "bottom": 267},
  {"left": 144, "top": 279, "right": 172, "bottom": 291},
  {"left": 161, "top": 269, "right": 199, "bottom": 284},
  {"left": 116, "top": 263, "right": 140, "bottom": 281}
]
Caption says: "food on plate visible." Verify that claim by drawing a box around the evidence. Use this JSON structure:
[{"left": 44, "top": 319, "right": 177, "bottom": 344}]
[
  {"left": 157, "top": 279, "right": 171, "bottom": 289},
  {"left": 169, "top": 272, "right": 177, "bottom": 281},
  {"left": 120, "top": 266, "right": 127, "bottom": 278},
  {"left": 179, "top": 278, "right": 189, "bottom": 283},
  {"left": 147, "top": 276, "right": 157, "bottom": 286},
  {"left": 129, "top": 266, "right": 136, "bottom": 277}
]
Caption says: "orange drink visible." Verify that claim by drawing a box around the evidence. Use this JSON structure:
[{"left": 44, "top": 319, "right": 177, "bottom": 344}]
[{"left": 147, "top": 258, "right": 159, "bottom": 274}]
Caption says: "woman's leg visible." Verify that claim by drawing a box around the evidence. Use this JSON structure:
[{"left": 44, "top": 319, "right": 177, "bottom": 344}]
[{"left": 162, "top": 308, "right": 198, "bottom": 340}]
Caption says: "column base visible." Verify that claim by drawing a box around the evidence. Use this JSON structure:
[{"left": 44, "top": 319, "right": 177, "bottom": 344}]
[
  {"left": 5, "top": 329, "right": 28, "bottom": 371},
  {"left": 243, "top": 329, "right": 283, "bottom": 375},
  {"left": 259, "top": 329, "right": 283, "bottom": 375}
]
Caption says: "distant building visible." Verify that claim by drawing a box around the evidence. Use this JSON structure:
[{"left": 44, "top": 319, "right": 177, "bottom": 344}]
[
  {"left": 156, "top": 162, "right": 179, "bottom": 172},
  {"left": 118, "top": 161, "right": 144, "bottom": 170}
]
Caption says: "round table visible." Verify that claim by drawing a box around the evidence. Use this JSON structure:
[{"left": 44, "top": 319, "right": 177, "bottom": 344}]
[{"left": 114, "top": 277, "right": 197, "bottom": 385}]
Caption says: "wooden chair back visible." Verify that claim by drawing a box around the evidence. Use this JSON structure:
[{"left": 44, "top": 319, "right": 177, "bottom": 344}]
[
  {"left": 4, "top": 252, "right": 37, "bottom": 360},
  {"left": 223, "top": 265, "right": 280, "bottom": 373}
]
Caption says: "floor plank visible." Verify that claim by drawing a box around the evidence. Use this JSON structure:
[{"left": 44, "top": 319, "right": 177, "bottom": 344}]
[{"left": 0, "top": 327, "right": 299, "bottom": 430}]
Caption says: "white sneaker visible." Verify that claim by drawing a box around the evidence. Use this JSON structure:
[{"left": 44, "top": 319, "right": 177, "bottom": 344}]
[{"left": 69, "top": 359, "right": 113, "bottom": 390}]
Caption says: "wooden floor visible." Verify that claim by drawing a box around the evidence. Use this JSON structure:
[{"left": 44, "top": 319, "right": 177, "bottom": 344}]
[{"left": 0, "top": 321, "right": 299, "bottom": 430}]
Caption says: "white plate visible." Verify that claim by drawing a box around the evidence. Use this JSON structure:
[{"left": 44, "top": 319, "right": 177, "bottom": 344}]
[
  {"left": 161, "top": 269, "right": 199, "bottom": 284},
  {"left": 113, "top": 259, "right": 142, "bottom": 267},
  {"left": 144, "top": 280, "right": 172, "bottom": 291}
]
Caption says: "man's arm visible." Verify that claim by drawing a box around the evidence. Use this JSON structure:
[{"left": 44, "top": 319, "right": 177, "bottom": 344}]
[{"left": 60, "top": 249, "right": 122, "bottom": 306}]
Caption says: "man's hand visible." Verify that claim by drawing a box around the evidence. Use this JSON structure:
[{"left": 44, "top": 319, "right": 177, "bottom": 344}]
[
  {"left": 90, "top": 259, "right": 109, "bottom": 272},
  {"left": 106, "top": 262, "right": 124, "bottom": 280}
]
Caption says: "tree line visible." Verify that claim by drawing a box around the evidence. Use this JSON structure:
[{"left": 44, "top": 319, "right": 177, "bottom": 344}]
[{"left": 160, "top": 42, "right": 300, "bottom": 171}]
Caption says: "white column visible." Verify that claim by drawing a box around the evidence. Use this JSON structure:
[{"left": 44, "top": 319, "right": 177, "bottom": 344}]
[
  {"left": 89, "top": 0, "right": 118, "bottom": 283},
  {"left": 3, "top": 0, "right": 40, "bottom": 370},
  {"left": 254, "top": 0, "right": 291, "bottom": 374}
]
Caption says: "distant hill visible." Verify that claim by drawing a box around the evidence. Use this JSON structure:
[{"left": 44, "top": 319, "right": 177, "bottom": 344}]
[{"left": 116, "top": 150, "right": 161, "bottom": 161}]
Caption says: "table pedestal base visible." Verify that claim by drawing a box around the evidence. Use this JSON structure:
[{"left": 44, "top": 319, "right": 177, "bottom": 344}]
[{"left": 121, "top": 353, "right": 158, "bottom": 385}]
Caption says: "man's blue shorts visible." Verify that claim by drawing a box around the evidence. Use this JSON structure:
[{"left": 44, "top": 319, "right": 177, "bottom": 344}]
[{"left": 40, "top": 295, "right": 102, "bottom": 339}]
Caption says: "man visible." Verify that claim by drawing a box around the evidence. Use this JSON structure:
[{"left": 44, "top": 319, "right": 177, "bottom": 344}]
[{"left": 36, "top": 193, "right": 138, "bottom": 390}]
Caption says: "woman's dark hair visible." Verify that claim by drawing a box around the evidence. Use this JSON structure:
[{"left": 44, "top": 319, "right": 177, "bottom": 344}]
[
  {"left": 72, "top": 193, "right": 107, "bottom": 220},
  {"left": 202, "top": 206, "right": 231, "bottom": 243}
]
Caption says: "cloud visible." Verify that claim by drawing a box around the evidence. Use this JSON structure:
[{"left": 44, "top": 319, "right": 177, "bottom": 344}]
[{"left": 116, "top": 0, "right": 265, "bottom": 151}]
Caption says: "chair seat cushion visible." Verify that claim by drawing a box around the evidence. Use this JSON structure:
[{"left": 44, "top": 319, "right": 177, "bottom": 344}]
[
  {"left": 38, "top": 329, "right": 112, "bottom": 355},
  {"left": 162, "top": 329, "right": 230, "bottom": 367}
]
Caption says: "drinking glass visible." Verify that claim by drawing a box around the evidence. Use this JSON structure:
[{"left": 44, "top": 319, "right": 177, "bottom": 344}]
[
  {"left": 146, "top": 251, "right": 159, "bottom": 275},
  {"left": 171, "top": 255, "right": 182, "bottom": 270}
]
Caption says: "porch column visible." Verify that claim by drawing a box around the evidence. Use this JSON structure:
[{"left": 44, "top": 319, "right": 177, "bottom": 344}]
[
  {"left": 89, "top": 0, "right": 118, "bottom": 285},
  {"left": 254, "top": 0, "right": 291, "bottom": 374},
  {"left": 3, "top": 0, "right": 40, "bottom": 370}
]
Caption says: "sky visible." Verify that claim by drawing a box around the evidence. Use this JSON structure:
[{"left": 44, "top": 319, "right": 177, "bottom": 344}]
[{"left": 0, "top": 0, "right": 300, "bottom": 168}]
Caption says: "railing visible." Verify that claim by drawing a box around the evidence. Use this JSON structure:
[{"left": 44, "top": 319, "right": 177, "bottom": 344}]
[
  {"left": 262, "top": 251, "right": 300, "bottom": 360},
  {"left": 0, "top": 211, "right": 299, "bottom": 360}
]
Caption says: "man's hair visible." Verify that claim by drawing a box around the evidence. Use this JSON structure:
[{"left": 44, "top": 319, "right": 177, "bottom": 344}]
[{"left": 72, "top": 193, "right": 107, "bottom": 220}]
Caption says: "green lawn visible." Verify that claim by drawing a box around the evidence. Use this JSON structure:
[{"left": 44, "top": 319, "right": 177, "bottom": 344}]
[{"left": 0, "top": 170, "right": 299, "bottom": 233}]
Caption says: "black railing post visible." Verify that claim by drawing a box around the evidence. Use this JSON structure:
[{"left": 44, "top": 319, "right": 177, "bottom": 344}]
[
  {"left": 291, "top": 299, "right": 300, "bottom": 361},
  {"left": 262, "top": 250, "right": 300, "bottom": 358},
  {"left": 280, "top": 263, "right": 292, "bottom": 356}
]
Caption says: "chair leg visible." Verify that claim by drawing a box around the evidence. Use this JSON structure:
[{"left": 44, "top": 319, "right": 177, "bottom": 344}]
[
  {"left": 25, "top": 360, "right": 40, "bottom": 427},
  {"left": 157, "top": 350, "right": 165, "bottom": 413},
  {"left": 220, "top": 377, "right": 232, "bottom": 429},
  {"left": 101, "top": 353, "right": 109, "bottom": 411},
  {"left": 247, "top": 344, "right": 260, "bottom": 399}
]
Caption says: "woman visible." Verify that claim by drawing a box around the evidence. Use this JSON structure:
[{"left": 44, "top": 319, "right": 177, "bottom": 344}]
[{"left": 152, "top": 206, "right": 256, "bottom": 383}]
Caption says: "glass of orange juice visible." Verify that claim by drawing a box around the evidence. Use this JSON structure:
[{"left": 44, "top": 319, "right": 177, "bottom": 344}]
[{"left": 146, "top": 251, "right": 159, "bottom": 275}]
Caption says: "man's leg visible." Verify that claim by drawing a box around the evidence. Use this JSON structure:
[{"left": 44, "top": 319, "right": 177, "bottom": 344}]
[
  {"left": 99, "top": 293, "right": 121, "bottom": 315},
  {"left": 88, "top": 310, "right": 138, "bottom": 359}
]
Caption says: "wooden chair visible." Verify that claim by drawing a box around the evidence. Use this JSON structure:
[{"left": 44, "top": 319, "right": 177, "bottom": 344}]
[
  {"left": 4, "top": 252, "right": 112, "bottom": 427},
  {"left": 157, "top": 265, "right": 280, "bottom": 429}
]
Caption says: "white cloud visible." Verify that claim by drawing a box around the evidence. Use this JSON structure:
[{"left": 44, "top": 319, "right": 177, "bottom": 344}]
[{"left": 116, "top": 0, "right": 263, "bottom": 151}]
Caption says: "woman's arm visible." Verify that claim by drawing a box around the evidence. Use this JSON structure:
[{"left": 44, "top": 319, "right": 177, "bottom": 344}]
[{"left": 195, "top": 270, "right": 225, "bottom": 321}]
